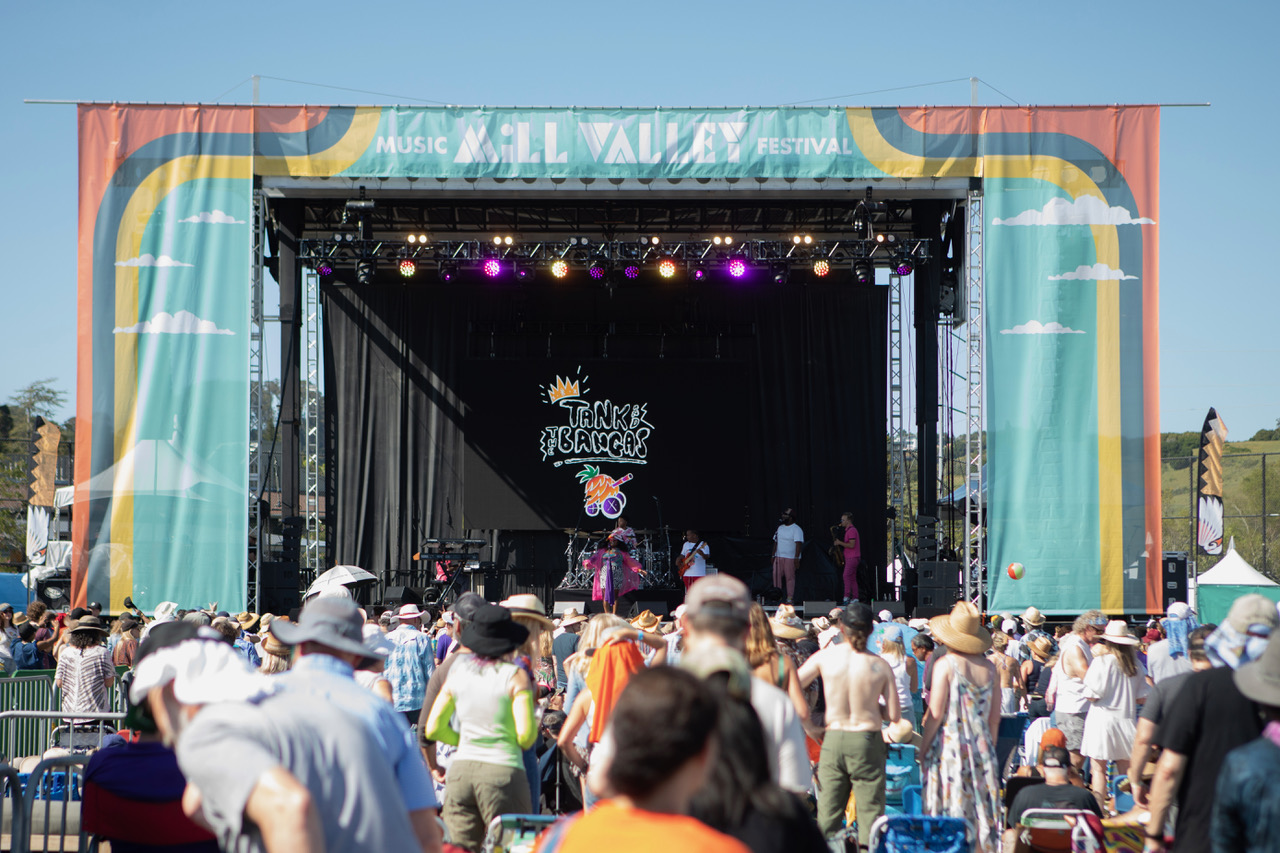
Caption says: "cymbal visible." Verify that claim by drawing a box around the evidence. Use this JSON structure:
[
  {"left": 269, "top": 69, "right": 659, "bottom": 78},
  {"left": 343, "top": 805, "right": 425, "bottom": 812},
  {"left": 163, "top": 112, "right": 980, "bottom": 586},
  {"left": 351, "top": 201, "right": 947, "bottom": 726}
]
[{"left": 562, "top": 529, "right": 594, "bottom": 538}]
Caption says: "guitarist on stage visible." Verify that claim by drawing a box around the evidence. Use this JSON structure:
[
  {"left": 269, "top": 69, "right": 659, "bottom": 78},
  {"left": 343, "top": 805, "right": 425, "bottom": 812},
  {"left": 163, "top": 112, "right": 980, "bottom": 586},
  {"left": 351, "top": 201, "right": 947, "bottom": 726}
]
[{"left": 678, "top": 529, "right": 710, "bottom": 595}]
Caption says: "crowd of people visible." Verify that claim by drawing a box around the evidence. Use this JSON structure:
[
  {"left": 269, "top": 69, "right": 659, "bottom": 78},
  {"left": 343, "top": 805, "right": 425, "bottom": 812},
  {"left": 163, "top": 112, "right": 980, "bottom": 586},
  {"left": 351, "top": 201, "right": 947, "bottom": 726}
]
[{"left": 19, "top": 581, "right": 1280, "bottom": 853}]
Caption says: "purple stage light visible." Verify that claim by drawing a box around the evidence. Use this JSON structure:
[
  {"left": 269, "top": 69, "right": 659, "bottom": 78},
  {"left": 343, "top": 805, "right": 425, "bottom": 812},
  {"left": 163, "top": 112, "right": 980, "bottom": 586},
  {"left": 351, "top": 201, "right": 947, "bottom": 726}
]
[
  {"left": 727, "top": 259, "right": 747, "bottom": 278},
  {"left": 623, "top": 264, "right": 640, "bottom": 279},
  {"left": 894, "top": 260, "right": 914, "bottom": 276},
  {"left": 482, "top": 259, "right": 502, "bottom": 278},
  {"left": 589, "top": 266, "right": 606, "bottom": 280},
  {"left": 315, "top": 260, "right": 333, "bottom": 276},
  {"left": 691, "top": 267, "right": 707, "bottom": 281}
]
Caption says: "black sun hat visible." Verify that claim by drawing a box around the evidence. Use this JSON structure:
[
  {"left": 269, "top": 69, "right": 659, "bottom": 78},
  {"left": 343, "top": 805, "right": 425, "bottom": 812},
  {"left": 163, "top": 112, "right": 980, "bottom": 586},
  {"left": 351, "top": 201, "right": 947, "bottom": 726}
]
[{"left": 460, "top": 603, "right": 529, "bottom": 659}]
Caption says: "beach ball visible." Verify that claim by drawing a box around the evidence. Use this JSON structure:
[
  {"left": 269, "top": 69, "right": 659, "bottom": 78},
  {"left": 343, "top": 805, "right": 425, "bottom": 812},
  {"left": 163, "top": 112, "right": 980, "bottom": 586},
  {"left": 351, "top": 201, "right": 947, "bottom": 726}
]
[{"left": 1007, "top": 562, "right": 1025, "bottom": 580}]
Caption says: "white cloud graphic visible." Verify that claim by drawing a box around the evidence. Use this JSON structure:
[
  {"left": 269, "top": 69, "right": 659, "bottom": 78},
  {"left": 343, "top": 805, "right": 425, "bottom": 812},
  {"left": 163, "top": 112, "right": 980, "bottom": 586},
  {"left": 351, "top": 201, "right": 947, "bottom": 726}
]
[
  {"left": 112, "top": 310, "right": 234, "bottom": 336},
  {"left": 179, "top": 209, "right": 244, "bottom": 225},
  {"left": 1048, "top": 263, "right": 1137, "bottom": 281},
  {"left": 114, "top": 254, "right": 193, "bottom": 268},
  {"left": 1000, "top": 321, "right": 1086, "bottom": 335},
  {"left": 993, "top": 195, "right": 1155, "bottom": 226}
]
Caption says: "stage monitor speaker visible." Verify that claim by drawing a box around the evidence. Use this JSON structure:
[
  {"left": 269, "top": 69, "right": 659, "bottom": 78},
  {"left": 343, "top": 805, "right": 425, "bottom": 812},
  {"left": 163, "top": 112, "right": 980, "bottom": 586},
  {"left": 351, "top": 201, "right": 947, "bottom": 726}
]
[
  {"left": 803, "top": 600, "right": 839, "bottom": 617},
  {"left": 628, "top": 600, "right": 670, "bottom": 619},
  {"left": 259, "top": 561, "right": 301, "bottom": 615},
  {"left": 913, "top": 604, "right": 951, "bottom": 620},
  {"left": 916, "top": 586, "right": 959, "bottom": 611},
  {"left": 480, "top": 561, "right": 503, "bottom": 603},
  {"left": 873, "top": 600, "right": 906, "bottom": 619},
  {"left": 1161, "top": 551, "right": 1189, "bottom": 610},
  {"left": 917, "top": 561, "right": 962, "bottom": 590},
  {"left": 383, "top": 585, "right": 424, "bottom": 609}
]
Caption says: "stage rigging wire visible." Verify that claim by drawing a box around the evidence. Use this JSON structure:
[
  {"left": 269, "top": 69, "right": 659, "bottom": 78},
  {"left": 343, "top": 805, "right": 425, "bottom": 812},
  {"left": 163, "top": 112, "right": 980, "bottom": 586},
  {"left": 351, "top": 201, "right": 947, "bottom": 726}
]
[{"left": 783, "top": 76, "right": 1020, "bottom": 106}]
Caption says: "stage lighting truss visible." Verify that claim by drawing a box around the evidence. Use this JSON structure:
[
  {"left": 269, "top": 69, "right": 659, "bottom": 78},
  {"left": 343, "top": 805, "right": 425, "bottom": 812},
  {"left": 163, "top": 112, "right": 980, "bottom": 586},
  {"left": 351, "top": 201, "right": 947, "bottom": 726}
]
[{"left": 297, "top": 235, "right": 929, "bottom": 283}]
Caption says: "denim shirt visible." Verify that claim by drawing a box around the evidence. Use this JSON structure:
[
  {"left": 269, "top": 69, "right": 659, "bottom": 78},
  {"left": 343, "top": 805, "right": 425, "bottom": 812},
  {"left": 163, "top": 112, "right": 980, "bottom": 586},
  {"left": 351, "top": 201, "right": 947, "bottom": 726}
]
[
  {"left": 1212, "top": 737, "right": 1280, "bottom": 853},
  {"left": 280, "top": 653, "right": 438, "bottom": 811},
  {"left": 385, "top": 627, "right": 435, "bottom": 714}
]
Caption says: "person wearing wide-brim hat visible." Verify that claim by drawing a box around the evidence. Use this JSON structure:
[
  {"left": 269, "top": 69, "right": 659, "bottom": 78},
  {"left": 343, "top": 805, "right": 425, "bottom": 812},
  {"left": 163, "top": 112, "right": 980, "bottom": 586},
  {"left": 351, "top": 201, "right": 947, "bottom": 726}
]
[
  {"left": 1079, "top": 621, "right": 1148, "bottom": 805},
  {"left": 918, "top": 601, "right": 1002, "bottom": 853},
  {"left": 769, "top": 603, "right": 809, "bottom": 641},
  {"left": 425, "top": 604, "right": 537, "bottom": 851},
  {"left": 629, "top": 609, "right": 662, "bottom": 633},
  {"left": 56, "top": 615, "right": 116, "bottom": 717},
  {"left": 1215, "top": 635, "right": 1280, "bottom": 850}
]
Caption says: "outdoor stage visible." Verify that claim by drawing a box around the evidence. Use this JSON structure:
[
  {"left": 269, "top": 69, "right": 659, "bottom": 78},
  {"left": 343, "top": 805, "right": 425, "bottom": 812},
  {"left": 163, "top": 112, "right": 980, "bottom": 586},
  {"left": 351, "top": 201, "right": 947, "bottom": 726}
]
[{"left": 73, "top": 104, "right": 1164, "bottom": 617}]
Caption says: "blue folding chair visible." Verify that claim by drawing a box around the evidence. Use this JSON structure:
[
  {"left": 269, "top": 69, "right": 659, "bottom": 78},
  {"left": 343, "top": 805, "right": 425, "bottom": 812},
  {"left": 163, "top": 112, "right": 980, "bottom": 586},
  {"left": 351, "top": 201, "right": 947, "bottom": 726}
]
[
  {"left": 868, "top": 815, "right": 968, "bottom": 853},
  {"left": 885, "top": 744, "right": 920, "bottom": 806},
  {"left": 900, "top": 784, "right": 923, "bottom": 816}
]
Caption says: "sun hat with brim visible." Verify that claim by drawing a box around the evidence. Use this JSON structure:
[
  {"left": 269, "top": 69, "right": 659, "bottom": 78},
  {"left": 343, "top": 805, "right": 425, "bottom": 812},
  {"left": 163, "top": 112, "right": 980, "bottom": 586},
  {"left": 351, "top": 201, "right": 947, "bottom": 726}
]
[
  {"left": 396, "top": 604, "right": 425, "bottom": 621},
  {"left": 271, "top": 597, "right": 370, "bottom": 659},
  {"left": 1101, "top": 620, "right": 1139, "bottom": 646},
  {"left": 13, "top": 613, "right": 28, "bottom": 627},
  {"left": 1028, "top": 636, "right": 1054, "bottom": 658},
  {"left": 501, "top": 594, "right": 555, "bottom": 629},
  {"left": 928, "top": 601, "right": 992, "bottom": 655},
  {"left": 460, "top": 604, "right": 529, "bottom": 659},
  {"left": 70, "top": 616, "right": 108, "bottom": 635},
  {"left": 560, "top": 611, "right": 588, "bottom": 628},
  {"left": 1022, "top": 606, "right": 1046, "bottom": 627},
  {"left": 235, "top": 611, "right": 260, "bottom": 632},
  {"left": 1234, "top": 629, "right": 1280, "bottom": 707},
  {"left": 629, "top": 610, "right": 662, "bottom": 631},
  {"left": 770, "top": 604, "right": 809, "bottom": 640},
  {"left": 262, "top": 631, "right": 292, "bottom": 658}
]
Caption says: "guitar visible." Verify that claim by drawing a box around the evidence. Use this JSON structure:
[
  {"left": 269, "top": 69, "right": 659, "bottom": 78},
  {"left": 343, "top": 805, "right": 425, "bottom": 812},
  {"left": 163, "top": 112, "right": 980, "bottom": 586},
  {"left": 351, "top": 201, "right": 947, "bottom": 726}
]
[{"left": 677, "top": 541, "right": 707, "bottom": 578}]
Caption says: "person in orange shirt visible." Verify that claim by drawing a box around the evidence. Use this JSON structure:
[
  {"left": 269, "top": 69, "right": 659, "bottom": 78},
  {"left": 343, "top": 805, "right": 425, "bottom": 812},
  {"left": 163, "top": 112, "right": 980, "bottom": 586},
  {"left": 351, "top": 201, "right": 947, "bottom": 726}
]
[{"left": 537, "top": 666, "right": 749, "bottom": 853}]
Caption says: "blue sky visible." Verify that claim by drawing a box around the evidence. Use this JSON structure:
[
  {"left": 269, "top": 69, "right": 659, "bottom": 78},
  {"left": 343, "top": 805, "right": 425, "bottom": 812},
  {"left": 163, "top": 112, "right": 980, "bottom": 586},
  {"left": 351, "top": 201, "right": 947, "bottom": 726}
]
[{"left": 2, "top": 0, "right": 1277, "bottom": 439}]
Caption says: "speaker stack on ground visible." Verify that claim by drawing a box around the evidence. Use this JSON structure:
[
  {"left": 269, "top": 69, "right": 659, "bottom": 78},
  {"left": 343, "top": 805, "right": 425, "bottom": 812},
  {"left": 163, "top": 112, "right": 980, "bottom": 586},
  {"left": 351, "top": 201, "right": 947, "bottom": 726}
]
[
  {"left": 1161, "top": 552, "right": 1189, "bottom": 610},
  {"left": 914, "top": 561, "right": 961, "bottom": 617},
  {"left": 802, "top": 601, "right": 839, "bottom": 618}
]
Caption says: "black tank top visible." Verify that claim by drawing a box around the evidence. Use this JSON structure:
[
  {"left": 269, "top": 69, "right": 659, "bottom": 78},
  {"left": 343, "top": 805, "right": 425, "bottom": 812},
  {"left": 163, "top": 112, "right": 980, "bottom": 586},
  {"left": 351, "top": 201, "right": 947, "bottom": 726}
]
[{"left": 1033, "top": 659, "right": 1053, "bottom": 694}]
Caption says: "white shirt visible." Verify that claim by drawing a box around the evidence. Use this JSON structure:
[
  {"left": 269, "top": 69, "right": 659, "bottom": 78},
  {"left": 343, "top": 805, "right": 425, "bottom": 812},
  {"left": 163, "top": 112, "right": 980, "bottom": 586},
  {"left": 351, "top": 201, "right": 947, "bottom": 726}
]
[
  {"left": 1053, "top": 633, "right": 1094, "bottom": 714},
  {"left": 680, "top": 541, "right": 710, "bottom": 578},
  {"left": 773, "top": 523, "right": 804, "bottom": 558},
  {"left": 749, "top": 678, "right": 812, "bottom": 793}
]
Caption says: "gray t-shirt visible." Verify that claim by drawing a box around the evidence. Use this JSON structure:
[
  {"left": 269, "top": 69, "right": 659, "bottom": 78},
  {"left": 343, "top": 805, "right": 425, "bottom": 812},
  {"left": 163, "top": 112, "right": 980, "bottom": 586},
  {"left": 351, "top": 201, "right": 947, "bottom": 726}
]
[
  {"left": 1146, "top": 639, "right": 1193, "bottom": 684},
  {"left": 177, "top": 692, "right": 417, "bottom": 853},
  {"left": 1139, "top": 670, "right": 1193, "bottom": 724}
]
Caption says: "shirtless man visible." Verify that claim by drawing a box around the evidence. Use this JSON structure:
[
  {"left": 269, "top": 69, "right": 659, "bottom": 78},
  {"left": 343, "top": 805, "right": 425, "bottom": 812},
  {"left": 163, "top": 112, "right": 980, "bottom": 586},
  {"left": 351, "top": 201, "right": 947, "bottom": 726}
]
[
  {"left": 799, "top": 602, "right": 900, "bottom": 846},
  {"left": 990, "top": 631, "right": 1024, "bottom": 716}
]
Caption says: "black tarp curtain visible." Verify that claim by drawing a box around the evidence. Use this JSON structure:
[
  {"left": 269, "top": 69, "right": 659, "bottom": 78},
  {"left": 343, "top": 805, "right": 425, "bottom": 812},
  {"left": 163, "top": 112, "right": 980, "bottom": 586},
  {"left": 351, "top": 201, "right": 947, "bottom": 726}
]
[{"left": 323, "top": 277, "right": 886, "bottom": 599}]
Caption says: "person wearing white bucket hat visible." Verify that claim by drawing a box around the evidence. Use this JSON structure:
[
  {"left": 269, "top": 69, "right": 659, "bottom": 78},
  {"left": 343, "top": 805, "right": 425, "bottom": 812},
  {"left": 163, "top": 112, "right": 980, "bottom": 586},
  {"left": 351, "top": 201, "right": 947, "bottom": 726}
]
[
  {"left": 384, "top": 603, "right": 436, "bottom": 726},
  {"left": 1080, "top": 621, "right": 1149, "bottom": 805}
]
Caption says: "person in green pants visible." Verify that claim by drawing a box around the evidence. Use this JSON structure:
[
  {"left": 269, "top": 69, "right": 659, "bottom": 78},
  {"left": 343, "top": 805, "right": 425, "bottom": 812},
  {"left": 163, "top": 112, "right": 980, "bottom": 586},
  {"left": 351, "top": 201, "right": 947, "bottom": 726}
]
[{"left": 799, "top": 602, "right": 900, "bottom": 846}]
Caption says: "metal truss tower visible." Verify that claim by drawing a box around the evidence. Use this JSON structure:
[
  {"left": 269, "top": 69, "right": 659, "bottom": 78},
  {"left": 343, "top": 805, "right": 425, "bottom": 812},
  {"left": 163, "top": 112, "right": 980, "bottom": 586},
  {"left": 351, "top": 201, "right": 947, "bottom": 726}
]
[
  {"left": 247, "top": 192, "right": 266, "bottom": 612},
  {"left": 887, "top": 273, "right": 908, "bottom": 575},
  {"left": 301, "top": 269, "right": 323, "bottom": 583},
  {"left": 963, "top": 191, "right": 986, "bottom": 603}
]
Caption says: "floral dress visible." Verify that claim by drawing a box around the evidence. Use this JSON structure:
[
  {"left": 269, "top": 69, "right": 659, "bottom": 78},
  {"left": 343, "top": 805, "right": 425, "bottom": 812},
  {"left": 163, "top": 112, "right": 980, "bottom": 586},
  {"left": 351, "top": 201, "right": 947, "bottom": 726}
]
[{"left": 922, "top": 671, "right": 1002, "bottom": 853}]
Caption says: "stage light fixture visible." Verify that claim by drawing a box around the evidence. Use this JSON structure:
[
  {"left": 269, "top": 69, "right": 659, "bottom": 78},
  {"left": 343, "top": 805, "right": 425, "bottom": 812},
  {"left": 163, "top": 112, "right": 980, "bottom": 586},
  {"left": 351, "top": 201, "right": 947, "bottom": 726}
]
[
  {"left": 657, "top": 257, "right": 677, "bottom": 278},
  {"left": 315, "top": 260, "right": 334, "bottom": 277},
  {"left": 853, "top": 260, "right": 873, "bottom": 285},
  {"left": 727, "top": 258, "right": 748, "bottom": 279},
  {"left": 812, "top": 259, "right": 830, "bottom": 277},
  {"left": 550, "top": 259, "right": 570, "bottom": 279},
  {"left": 772, "top": 263, "right": 790, "bottom": 286},
  {"left": 516, "top": 262, "right": 535, "bottom": 282},
  {"left": 874, "top": 233, "right": 887, "bottom": 245},
  {"left": 623, "top": 264, "right": 641, "bottom": 280},
  {"left": 588, "top": 256, "right": 610, "bottom": 280},
  {"left": 356, "top": 260, "right": 377, "bottom": 286},
  {"left": 792, "top": 234, "right": 814, "bottom": 245},
  {"left": 690, "top": 263, "right": 708, "bottom": 282},
  {"left": 894, "top": 257, "right": 914, "bottom": 276},
  {"left": 640, "top": 235, "right": 661, "bottom": 246},
  {"left": 399, "top": 258, "right": 418, "bottom": 278},
  {"left": 438, "top": 263, "right": 457, "bottom": 282},
  {"left": 482, "top": 259, "right": 503, "bottom": 278},
  {"left": 712, "top": 235, "right": 735, "bottom": 246},
  {"left": 407, "top": 233, "right": 429, "bottom": 244}
]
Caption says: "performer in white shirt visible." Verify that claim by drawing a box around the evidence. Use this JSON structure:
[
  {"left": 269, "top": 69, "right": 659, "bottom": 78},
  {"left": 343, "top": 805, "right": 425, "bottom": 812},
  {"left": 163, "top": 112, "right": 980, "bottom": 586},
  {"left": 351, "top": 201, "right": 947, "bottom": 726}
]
[
  {"left": 678, "top": 530, "right": 710, "bottom": 595},
  {"left": 772, "top": 508, "right": 804, "bottom": 604}
]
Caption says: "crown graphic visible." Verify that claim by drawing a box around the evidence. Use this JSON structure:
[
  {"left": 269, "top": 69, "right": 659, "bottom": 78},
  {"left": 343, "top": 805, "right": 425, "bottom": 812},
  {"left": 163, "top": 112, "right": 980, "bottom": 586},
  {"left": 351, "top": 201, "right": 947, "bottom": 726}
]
[{"left": 547, "top": 376, "right": 581, "bottom": 403}]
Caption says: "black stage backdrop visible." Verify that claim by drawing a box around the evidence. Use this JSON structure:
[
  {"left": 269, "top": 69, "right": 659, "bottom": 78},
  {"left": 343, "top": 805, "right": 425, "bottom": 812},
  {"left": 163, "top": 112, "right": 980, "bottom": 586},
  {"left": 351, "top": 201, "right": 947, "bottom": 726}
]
[{"left": 324, "top": 271, "right": 886, "bottom": 598}]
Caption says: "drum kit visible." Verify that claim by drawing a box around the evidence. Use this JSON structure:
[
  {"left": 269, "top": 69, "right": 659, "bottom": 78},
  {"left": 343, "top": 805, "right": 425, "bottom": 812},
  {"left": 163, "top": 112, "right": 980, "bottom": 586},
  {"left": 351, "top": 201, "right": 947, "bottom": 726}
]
[{"left": 557, "top": 527, "right": 677, "bottom": 590}]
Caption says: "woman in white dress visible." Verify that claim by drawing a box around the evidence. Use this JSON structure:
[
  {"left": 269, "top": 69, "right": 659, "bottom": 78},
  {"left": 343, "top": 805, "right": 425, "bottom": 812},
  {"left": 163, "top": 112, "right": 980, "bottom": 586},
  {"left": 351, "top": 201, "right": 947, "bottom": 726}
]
[{"left": 1081, "top": 620, "right": 1149, "bottom": 806}]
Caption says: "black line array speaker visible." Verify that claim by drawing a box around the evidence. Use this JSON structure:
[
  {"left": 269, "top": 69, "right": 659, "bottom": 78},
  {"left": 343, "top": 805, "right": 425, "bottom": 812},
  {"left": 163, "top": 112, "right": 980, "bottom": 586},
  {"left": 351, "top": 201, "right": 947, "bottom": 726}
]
[
  {"left": 803, "top": 600, "right": 839, "bottom": 618},
  {"left": 259, "top": 561, "right": 301, "bottom": 615},
  {"left": 628, "top": 600, "right": 670, "bottom": 618},
  {"left": 873, "top": 599, "right": 906, "bottom": 619},
  {"left": 1161, "top": 552, "right": 1189, "bottom": 610},
  {"left": 383, "top": 585, "right": 424, "bottom": 609},
  {"left": 917, "top": 561, "right": 962, "bottom": 591}
]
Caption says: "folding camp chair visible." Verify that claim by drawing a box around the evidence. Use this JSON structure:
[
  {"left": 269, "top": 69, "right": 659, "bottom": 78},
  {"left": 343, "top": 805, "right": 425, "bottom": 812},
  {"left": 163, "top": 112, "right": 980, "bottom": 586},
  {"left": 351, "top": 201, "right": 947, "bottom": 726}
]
[
  {"left": 1017, "top": 808, "right": 1093, "bottom": 853},
  {"left": 867, "top": 815, "right": 968, "bottom": 853},
  {"left": 482, "top": 814, "right": 558, "bottom": 853}
]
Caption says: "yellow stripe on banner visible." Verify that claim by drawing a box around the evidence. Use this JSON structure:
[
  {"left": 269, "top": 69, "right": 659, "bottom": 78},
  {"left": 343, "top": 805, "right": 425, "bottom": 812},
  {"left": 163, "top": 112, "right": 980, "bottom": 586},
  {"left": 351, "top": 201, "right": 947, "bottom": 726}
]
[
  {"left": 255, "top": 106, "right": 383, "bottom": 177},
  {"left": 845, "top": 109, "right": 981, "bottom": 179},
  {"left": 111, "top": 154, "right": 252, "bottom": 613}
]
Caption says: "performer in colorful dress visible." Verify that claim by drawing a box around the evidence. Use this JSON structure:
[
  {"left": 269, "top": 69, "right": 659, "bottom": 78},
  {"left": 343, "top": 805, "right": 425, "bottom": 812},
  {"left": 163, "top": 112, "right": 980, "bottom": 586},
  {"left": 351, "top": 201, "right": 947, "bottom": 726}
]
[{"left": 587, "top": 516, "right": 645, "bottom": 614}]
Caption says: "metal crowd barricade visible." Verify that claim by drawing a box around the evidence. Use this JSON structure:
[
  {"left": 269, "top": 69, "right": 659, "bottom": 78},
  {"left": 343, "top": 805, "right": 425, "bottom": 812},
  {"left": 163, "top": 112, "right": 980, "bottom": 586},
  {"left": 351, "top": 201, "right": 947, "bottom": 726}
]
[
  {"left": 0, "top": 763, "right": 27, "bottom": 853},
  {"left": 23, "top": 754, "right": 90, "bottom": 853},
  {"left": 0, "top": 677, "right": 56, "bottom": 765},
  {"left": 0, "top": 712, "right": 124, "bottom": 777}
]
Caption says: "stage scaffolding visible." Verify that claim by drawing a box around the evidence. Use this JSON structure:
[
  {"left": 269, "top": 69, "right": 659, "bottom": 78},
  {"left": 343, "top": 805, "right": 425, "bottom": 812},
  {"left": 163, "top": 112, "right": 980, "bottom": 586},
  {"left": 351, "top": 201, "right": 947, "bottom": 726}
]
[
  {"left": 963, "top": 189, "right": 986, "bottom": 603},
  {"left": 247, "top": 191, "right": 267, "bottom": 612}
]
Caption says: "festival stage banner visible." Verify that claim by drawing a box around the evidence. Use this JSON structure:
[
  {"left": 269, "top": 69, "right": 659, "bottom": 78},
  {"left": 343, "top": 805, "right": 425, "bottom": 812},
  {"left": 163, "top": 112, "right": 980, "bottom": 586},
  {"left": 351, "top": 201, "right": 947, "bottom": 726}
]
[
  {"left": 1197, "top": 408, "right": 1228, "bottom": 555},
  {"left": 75, "top": 104, "right": 1162, "bottom": 614}
]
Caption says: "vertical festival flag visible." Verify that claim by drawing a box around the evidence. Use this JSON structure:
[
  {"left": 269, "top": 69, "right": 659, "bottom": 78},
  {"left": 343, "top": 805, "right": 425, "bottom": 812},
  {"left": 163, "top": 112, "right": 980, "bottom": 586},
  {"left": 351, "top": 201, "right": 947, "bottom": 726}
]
[{"left": 1196, "top": 408, "right": 1228, "bottom": 555}]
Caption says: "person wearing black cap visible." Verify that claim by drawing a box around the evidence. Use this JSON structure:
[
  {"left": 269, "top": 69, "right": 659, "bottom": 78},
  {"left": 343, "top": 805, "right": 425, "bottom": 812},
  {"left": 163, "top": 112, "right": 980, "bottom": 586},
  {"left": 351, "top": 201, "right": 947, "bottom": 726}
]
[
  {"left": 798, "top": 601, "right": 900, "bottom": 847},
  {"left": 273, "top": 597, "right": 442, "bottom": 852},
  {"left": 56, "top": 616, "right": 114, "bottom": 719},
  {"left": 418, "top": 591, "right": 487, "bottom": 792},
  {"left": 424, "top": 603, "right": 537, "bottom": 852}
]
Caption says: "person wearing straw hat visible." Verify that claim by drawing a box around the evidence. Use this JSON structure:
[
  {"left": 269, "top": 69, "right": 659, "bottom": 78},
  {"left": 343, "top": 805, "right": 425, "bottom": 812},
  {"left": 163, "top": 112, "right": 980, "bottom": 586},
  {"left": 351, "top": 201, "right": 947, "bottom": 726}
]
[
  {"left": 56, "top": 615, "right": 115, "bottom": 718},
  {"left": 384, "top": 603, "right": 436, "bottom": 726},
  {"left": 553, "top": 609, "right": 587, "bottom": 691},
  {"left": 1210, "top": 631, "right": 1280, "bottom": 852},
  {"left": 918, "top": 601, "right": 1001, "bottom": 853},
  {"left": 1080, "top": 620, "right": 1149, "bottom": 806},
  {"left": 425, "top": 603, "right": 537, "bottom": 851}
]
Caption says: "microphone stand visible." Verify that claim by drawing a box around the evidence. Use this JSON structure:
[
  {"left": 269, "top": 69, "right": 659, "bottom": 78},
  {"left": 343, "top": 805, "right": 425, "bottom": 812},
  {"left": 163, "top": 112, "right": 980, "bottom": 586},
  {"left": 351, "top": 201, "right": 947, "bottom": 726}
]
[{"left": 653, "top": 496, "right": 672, "bottom": 586}]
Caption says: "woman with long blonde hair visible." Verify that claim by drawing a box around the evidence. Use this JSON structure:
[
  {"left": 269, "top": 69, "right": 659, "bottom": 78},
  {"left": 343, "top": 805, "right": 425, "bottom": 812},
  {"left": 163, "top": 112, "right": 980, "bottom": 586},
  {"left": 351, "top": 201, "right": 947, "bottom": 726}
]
[
  {"left": 745, "top": 603, "right": 810, "bottom": 724},
  {"left": 878, "top": 625, "right": 918, "bottom": 727},
  {"left": 1081, "top": 621, "right": 1149, "bottom": 805}
]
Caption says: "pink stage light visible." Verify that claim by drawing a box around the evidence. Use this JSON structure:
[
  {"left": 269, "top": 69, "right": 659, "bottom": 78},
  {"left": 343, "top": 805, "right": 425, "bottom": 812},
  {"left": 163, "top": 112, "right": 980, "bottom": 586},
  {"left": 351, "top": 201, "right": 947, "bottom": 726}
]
[
  {"left": 727, "top": 259, "right": 747, "bottom": 278},
  {"left": 482, "top": 259, "right": 502, "bottom": 278}
]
